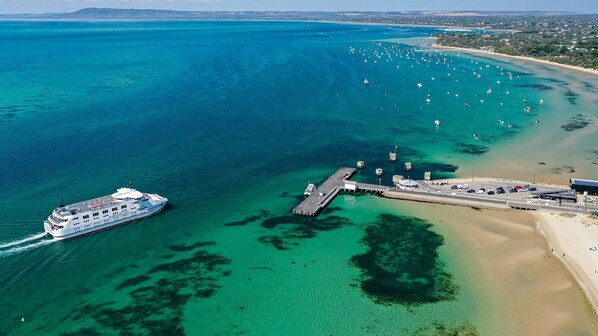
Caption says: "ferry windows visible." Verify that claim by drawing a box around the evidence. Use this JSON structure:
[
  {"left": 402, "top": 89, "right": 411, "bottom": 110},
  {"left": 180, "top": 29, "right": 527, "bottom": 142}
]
[
  {"left": 112, "top": 207, "right": 118, "bottom": 211},
  {"left": 83, "top": 215, "right": 89, "bottom": 219},
  {"left": 121, "top": 205, "right": 127, "bottom": 209},
  {"left": 73, "top": 217, "right": 79, "bottom": 220},
  {"left": 102, "top": 210, "right": 109, "bottom": 214},
  {"left": 93, "top": 212, "right": 99, "bottom": 217}
]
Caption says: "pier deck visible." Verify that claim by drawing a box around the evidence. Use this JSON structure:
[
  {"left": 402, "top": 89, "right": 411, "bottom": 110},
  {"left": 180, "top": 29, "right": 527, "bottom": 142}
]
[
  {"left": 351, "top": 182, "right": 390, "bottom": 194},
  {"left": 293, "top": 167, "right": 356, "bottom": 216}
]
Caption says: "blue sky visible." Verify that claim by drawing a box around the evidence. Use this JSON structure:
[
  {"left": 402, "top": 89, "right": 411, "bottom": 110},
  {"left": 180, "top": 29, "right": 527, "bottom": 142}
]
[{"left": 1, "top": 0, "right": 598, "bottom": 14}]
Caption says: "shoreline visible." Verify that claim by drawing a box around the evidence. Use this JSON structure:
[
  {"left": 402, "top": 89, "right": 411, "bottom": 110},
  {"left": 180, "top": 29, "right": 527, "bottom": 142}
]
[
  {"left": 393, "top": 201, "right": 598, "bottom": 334},
  {"left": 326, "top": 20, "right": 517, "bottom": 33},
  {"left": 534, "top": 212, "right": 598, "bottom": 314},
  {"left": 432, "top": 43, "right": 598, "bottom": 76}
]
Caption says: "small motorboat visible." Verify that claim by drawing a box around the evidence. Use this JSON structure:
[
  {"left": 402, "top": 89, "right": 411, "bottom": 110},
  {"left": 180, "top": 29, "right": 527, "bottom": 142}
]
[
  {"left": 434, "top": 120, "right": 440, "bottom": 126},
  {"left": 304, "top": 183, "right": 316, "bottom": 196},
  {"left": 473, "top": 133, "right": 479, "bottom": 140}
]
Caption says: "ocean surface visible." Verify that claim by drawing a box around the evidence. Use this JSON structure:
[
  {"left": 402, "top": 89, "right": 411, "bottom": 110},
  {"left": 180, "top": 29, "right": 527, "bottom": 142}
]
[{"left": 0, "top": 21, "right": 597, "bottom": 335}]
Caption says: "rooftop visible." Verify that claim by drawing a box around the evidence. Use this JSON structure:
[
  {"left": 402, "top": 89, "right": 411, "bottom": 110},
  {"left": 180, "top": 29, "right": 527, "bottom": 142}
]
[{"left": 570, "top": 178, "right": 598, "bottom": 188}]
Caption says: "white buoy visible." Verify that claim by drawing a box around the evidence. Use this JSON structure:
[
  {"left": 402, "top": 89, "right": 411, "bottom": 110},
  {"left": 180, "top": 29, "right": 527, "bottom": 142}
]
[
  {"left": 357, "top": 161, "right": 365, "bottom": 169},
  {"left": 21, "top": 317, "right": 25, "bottom": 322},
  {"left": 434, "top": 120, "right": 440, "bottom": 126},
  {"left": 375, "top": 168, "right": 383, "bottom": 176}
]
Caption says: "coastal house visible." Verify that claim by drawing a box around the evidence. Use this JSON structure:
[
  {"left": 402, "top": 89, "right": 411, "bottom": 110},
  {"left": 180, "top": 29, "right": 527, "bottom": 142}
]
[{"left": 570, "top": 178, "right": 598, "bottom": 196}]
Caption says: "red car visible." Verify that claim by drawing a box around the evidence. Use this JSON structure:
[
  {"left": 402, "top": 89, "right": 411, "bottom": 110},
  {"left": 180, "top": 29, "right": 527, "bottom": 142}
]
[{"left": 514, "top": 185, "right": 523, "bottom": 190}]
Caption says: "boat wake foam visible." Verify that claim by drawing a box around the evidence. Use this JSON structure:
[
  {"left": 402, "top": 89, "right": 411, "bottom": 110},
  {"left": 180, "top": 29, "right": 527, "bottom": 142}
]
[
  {"left": 0, "top": 233, "right": 54, "bottom": 257},
  {"left": 0, "top": 232, "right": 47, "bottom": 249}
]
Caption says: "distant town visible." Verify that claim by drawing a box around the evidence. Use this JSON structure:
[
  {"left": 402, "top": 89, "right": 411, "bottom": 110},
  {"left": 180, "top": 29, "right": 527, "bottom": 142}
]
[{"left": 2, "top": 8, "right": 598, "bottom": 70}]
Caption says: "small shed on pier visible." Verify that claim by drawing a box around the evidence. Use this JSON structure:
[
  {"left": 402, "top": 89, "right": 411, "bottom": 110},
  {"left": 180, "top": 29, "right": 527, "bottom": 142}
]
[{"left": 344, "top": 180, "right": 357, "bottom": 192}]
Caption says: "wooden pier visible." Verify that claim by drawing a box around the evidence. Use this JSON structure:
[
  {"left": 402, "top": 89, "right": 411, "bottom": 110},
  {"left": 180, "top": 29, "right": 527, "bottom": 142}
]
[{"left": 293, "top": 167, "right": 356, "bottom": 216}]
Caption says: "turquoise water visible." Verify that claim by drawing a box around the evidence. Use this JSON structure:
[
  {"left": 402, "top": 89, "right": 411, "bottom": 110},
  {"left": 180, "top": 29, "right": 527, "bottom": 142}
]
[{"left": 0, "top": 21, "right": 594, "bottom": 335}]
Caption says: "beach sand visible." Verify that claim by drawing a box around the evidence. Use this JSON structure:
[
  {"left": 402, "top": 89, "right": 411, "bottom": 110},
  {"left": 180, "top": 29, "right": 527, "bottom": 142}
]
[
  {"left": 382, "top": 33, "right": 594, "bottom": 77},
  {"left": 535, "top": 212, "right": 598, "bottom": 312},
  {"left": 407, "top": 203, "right": 598, "bottom": 335},
  {"left": 432, "top": 44, "right": 598, "bottom": 76},
  {"left": 382, "top": 34, "right": 598, "bottom": 324}
]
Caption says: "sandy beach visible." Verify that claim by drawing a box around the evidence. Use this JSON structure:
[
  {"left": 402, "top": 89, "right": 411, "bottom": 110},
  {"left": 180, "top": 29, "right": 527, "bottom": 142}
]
[
  {"left": 397, "top": 201, "right": 598, "bottom": 334},
  {"left": 414, "top": 39, "right": 598, "bottom": 324},
  {"left": 432, "top": 43, "right": 598, "bottom": 76},
  {"left": 535, "top": 212, "right": 598, "bottom": 312}
]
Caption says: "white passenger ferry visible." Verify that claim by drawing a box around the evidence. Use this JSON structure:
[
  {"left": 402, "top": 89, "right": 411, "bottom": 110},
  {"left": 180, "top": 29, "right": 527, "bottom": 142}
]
[{"left": 44, "top": 188, "right": 167, "bottom": 240}]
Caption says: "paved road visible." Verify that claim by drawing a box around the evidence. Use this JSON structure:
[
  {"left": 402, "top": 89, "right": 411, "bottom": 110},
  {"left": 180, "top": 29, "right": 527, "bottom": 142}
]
[{"left": 387, "top": 181, "right": 596, "bottom": 214}]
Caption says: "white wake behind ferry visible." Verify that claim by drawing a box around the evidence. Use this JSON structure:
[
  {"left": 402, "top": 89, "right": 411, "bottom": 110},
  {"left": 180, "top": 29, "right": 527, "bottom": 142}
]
[{"left": 44, "top": 188, "right": 167, "bottom": 240}]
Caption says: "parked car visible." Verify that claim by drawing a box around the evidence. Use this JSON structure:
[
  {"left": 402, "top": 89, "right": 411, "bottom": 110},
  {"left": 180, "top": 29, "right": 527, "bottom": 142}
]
[
  {"left": 476, "top": 189, "right": 485, "bottom": 194},
  {"left": 528, "top": 187, "right": 537, "bottom": 192},
  {"left": 467, "top": 189, "right": 476, "bottom": 194},
  {"left": 451, "top": 185, "right": 459, "bottom": 189},
  {"left": 487, "top": 191, "right": 495, "bottom": 195},
  {"left": 496, "top": 189, "right": 505, "bottom": 194},
  {"left": 509, "top": 188, "right": 518, "bottom": 193}
]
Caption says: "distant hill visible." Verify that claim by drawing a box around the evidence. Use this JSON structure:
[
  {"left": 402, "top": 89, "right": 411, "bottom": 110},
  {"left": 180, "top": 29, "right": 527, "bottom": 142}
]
[
  {"left": 59, "top": 7, "right": 200, "bottom": 19},
  {"left": 0, "top": 8, "right": 587, "bottom": 21}
]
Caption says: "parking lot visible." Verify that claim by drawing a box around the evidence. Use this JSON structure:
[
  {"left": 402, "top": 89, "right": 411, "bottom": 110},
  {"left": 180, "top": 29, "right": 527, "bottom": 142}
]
[{"left": 417, "top": 178, "right": 596, "bottom": 209}]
